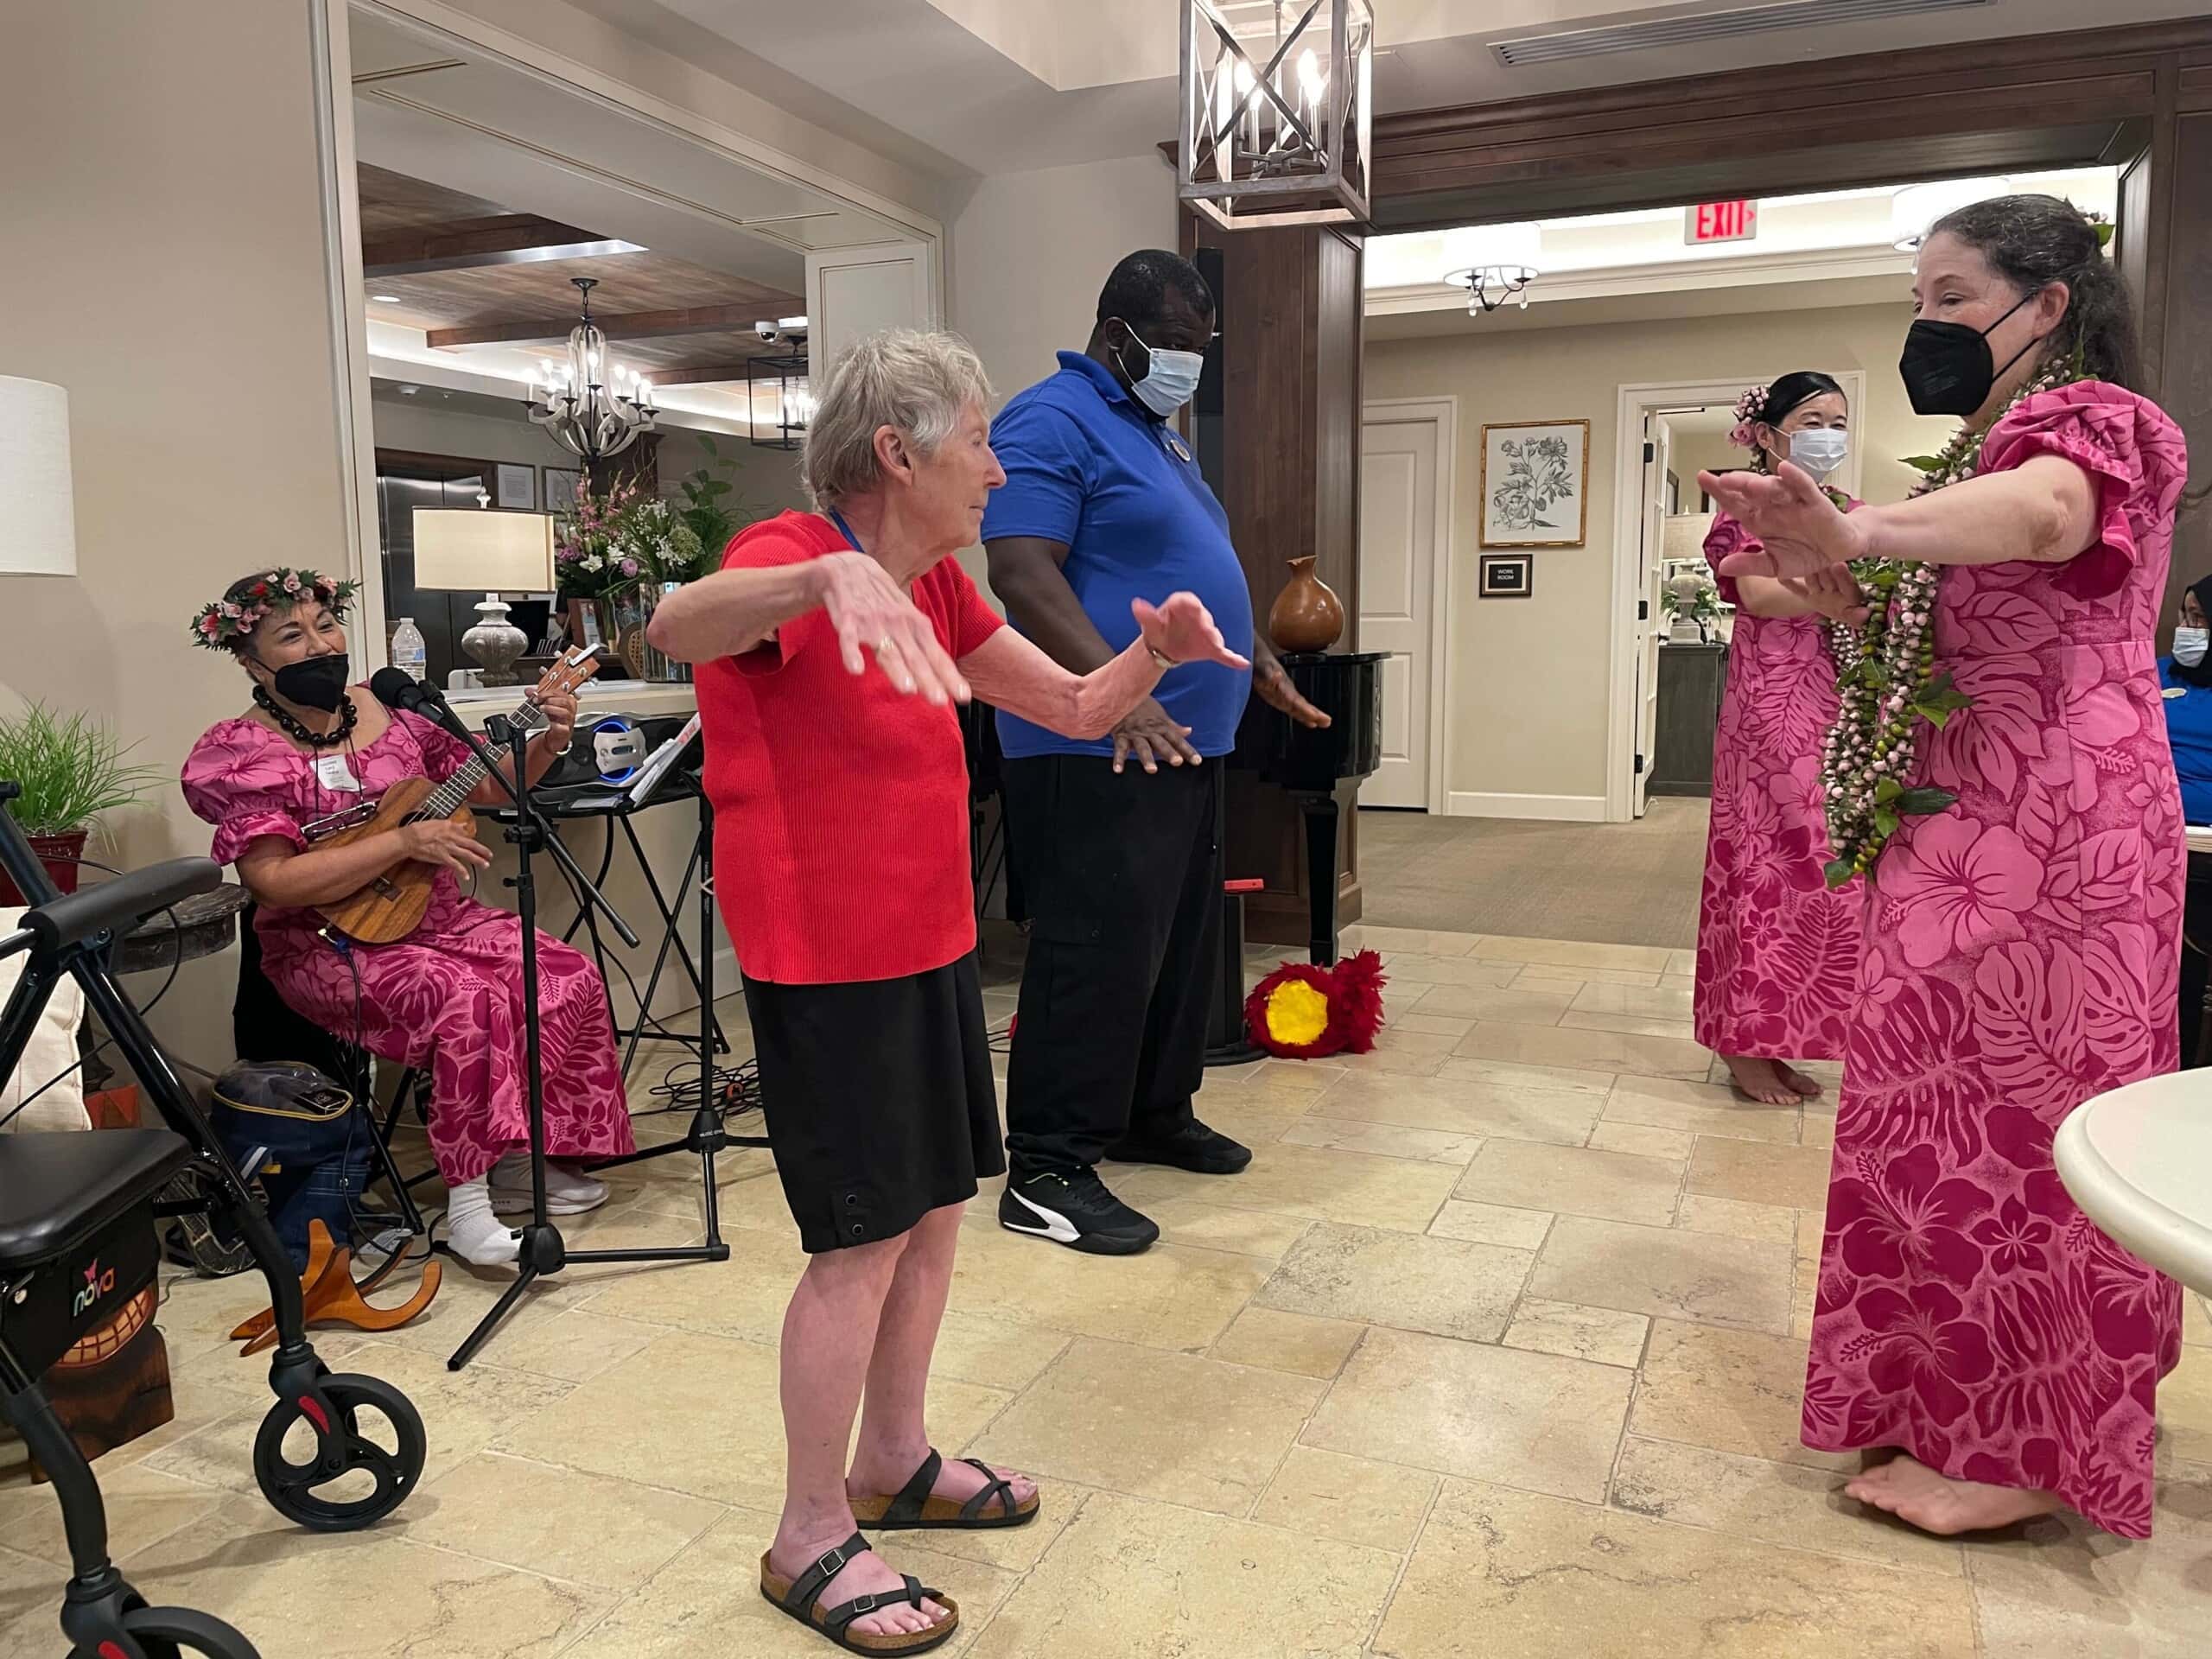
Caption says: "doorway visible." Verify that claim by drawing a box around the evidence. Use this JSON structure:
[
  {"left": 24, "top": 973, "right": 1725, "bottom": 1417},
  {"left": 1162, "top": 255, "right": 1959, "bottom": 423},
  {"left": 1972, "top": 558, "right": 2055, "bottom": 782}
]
[
  {"left": 1357, "top": 397, "right": 1455, "bottom": 812},
  {"left": 1606, "top": 372, "right": 1867, "bottom": 822}
]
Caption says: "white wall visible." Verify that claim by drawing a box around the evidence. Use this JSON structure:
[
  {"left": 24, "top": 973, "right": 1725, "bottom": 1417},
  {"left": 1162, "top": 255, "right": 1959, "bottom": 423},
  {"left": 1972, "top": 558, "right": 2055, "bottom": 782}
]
[
  {"left": 942, "top": 155, "right": 1178, "bottom": 595},
  {"left": 1364, "top": 301, "right": 1956, "bottom": 810},
  {"left": 0, "top": 1, "right": 354, "bottom": 1069}
]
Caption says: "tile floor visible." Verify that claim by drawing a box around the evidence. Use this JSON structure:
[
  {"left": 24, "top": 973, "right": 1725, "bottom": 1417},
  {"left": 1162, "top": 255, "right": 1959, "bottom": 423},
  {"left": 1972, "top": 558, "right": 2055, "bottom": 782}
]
[{"left": 3, "top": 923, "right": 2209, "bottom": 1656}]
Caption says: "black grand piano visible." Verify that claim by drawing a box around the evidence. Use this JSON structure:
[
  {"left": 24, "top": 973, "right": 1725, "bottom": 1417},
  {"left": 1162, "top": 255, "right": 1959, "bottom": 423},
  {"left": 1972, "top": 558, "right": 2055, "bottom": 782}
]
[{"left": 1231, "top": 650, "right": 1386, "bottom": 965}]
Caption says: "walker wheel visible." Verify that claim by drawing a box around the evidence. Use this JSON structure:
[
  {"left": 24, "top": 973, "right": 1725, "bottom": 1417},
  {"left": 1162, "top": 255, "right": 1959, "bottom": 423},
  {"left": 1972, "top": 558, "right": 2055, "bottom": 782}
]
[
  {"left": 71, "top": 1605, "right": 261, "bottom": 1659},
  {"left": 252, "top": 1372, "right": 424, "bottom": 1531}
]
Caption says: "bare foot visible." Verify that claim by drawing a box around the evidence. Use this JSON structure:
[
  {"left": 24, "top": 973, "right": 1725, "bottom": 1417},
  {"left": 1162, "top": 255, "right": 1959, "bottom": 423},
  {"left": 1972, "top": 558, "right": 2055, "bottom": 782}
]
[
  {"left": 1777, "top": 1062, "right": 1824, "bottom": 1101},
  {"left": 1723, "top": 1055, "right": 1802, "bottom": 1106},
  {"left": 849, "top": 1448, "right": 1039, "bottom": 1517},
  {"left": 766, "top": 1532, "right": 950, "bottom": 1639},
  {"left": 1843, "top": 1454, "right": 2060, "bottom": 1535}
]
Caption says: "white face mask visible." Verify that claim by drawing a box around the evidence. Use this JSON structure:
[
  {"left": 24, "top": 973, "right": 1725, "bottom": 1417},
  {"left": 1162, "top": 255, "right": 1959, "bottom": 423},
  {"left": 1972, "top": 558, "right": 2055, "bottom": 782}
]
[
  {"left": 1789, "top": 427, "right": 1850, "bottom": 483},
  {"left": 1114, "top": 321, "right": 1205, "bottom": 417},
  {"left": 2174, "top": 626, "right": 2209, "bottom": 667}
]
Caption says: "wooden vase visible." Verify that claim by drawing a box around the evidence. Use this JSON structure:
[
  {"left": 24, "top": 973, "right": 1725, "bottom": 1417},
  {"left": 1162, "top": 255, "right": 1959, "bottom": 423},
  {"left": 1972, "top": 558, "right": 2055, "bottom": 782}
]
[{"left": 1268, "top": 556, "right": 1345, "bottom": 653}]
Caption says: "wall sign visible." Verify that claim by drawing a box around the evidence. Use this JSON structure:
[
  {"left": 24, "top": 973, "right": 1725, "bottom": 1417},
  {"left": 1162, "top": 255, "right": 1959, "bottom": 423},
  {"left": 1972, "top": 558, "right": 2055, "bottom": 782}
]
[{"left": 1686, "top": 200, "right": 1758, "bottom": 245}]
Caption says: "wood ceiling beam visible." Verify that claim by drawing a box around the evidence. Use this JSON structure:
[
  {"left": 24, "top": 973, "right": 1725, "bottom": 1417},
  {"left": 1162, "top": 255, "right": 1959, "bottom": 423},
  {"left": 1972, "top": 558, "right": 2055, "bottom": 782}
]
[
  {"left": 424, "top": 299, "right": 805, "bottom": 350},
  {"left": 362, "top": 213, "right": 633, "bottom": 278},
  {"left": 635, "top": 362, "right": 763, "bottom": 388}
]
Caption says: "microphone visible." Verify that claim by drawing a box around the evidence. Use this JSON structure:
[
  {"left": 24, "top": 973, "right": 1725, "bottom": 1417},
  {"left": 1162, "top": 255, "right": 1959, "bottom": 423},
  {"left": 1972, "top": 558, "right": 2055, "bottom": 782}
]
[{"left": 368, "top": 667, "right": 467, "bottom": 736}]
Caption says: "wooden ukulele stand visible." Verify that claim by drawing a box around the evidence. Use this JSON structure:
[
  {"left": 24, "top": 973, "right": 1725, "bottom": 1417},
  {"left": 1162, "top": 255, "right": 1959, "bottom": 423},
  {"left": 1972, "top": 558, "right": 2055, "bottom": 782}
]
[{"left": 230, "top": 1219, "right": 442, "bottom": 1357}]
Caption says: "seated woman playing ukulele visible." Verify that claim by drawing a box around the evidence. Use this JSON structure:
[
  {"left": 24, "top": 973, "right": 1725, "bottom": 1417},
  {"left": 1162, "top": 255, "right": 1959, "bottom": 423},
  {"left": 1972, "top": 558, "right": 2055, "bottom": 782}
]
[{"left": 180, "top": 569, "right": 633, "bottom": 1265}]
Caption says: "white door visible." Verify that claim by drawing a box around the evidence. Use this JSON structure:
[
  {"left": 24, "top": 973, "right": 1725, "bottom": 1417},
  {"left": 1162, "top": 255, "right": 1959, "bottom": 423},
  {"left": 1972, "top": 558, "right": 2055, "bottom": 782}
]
[
  {"left": 804, "top": 240, "right": 938, "bottom": 377},
  {"left": 1632, "top": 411, "right": 1673, "bottom": 818},
  {"left": 1357, "top": 415, "right": 1439, "bottom": 810}
]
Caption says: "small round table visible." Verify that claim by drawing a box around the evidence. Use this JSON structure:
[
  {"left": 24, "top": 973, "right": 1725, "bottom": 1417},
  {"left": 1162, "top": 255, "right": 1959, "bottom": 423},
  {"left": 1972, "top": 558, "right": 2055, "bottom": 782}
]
[
  {"left": 2053, "top": 1071, "right": 2212, "bottom": 1296},
  {"left": 112, "top": 881, "right": 249, "bottom": 976}
]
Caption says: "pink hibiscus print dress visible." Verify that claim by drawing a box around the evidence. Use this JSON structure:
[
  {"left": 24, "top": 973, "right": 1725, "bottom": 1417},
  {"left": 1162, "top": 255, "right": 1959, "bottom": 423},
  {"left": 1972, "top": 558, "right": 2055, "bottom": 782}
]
[
  {"left": 1694, "top": 509, "right": 1864, "bottom": 1060},
  {"left": 1802, "top": 384, "right": 2190, "bottom": 1537},
  {"left": 181, "top": 708, "right": 634, "bottom": 1187}
]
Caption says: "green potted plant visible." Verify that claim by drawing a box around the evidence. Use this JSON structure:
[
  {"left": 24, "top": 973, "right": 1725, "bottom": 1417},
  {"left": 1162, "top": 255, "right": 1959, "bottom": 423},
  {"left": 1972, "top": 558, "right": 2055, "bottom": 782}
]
[{"left": 0, "top": 703, "right": 162, "bottom": 904}]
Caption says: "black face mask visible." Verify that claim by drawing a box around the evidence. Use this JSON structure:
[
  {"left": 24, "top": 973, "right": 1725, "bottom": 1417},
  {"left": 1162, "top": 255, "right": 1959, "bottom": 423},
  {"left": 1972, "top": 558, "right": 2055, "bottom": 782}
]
[
  {"left": 261, "top": 652, "right": 351, "bottom": 713},
  {"left": 1898, "top": 289, "right": 2045, "bottom": 417}
]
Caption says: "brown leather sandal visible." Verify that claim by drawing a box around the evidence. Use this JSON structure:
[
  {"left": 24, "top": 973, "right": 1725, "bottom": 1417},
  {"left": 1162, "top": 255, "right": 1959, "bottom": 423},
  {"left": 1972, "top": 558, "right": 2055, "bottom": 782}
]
[
  {"left": 758, "top": 1532, "right": 958, "bottom": 1655},
  {"left": 849, "top": 1447, "right": 1039, "bottom": 1531}
]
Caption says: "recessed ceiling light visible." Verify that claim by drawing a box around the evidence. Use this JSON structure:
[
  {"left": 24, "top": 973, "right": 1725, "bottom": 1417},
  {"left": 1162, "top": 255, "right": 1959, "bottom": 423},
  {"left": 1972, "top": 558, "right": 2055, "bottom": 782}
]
[{"left": 371, "top": 295, "right": 403, "bottom": 303}]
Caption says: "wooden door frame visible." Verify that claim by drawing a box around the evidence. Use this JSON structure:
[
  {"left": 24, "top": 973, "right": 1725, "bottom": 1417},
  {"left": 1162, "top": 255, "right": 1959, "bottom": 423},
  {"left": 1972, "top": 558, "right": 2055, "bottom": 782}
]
[
  {"left": 1606, "top": 373, "right": 1867, "bottom": 823},
  {"left": 1359, "top": 396, "right": 1457, "bottom": 815}
]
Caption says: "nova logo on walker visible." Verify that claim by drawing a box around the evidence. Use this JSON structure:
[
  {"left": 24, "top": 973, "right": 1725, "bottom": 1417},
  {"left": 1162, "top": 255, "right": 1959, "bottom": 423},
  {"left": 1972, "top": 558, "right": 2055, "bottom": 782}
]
[{"left": 73, "top": 1258, "right": 117, "bottom": 1317}]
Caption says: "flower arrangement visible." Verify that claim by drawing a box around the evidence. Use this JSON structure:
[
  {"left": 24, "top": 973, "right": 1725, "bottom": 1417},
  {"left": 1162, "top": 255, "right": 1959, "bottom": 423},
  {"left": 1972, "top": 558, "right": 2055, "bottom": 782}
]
[
  {"left": 188, "top": 569, "right": 358, "bottom": 650},
  {"left": 554, "top": 479, "right": 705, "bottom": 599},
  {"left": 1818, "top": 361, "right": 2074, "bottom": 887},
  {"left": 672, "top": 434, "right": 762, "bottom": 565},
  {"left": 1726, "top": 383, "right": 1770, "bottom": 451}
]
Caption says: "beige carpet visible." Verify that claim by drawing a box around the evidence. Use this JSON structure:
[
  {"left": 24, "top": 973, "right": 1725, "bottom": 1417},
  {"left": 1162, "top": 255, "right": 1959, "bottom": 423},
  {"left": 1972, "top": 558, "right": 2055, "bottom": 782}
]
[{"left": 1357, "top": 798, "right": 1709, "bottom": 949}]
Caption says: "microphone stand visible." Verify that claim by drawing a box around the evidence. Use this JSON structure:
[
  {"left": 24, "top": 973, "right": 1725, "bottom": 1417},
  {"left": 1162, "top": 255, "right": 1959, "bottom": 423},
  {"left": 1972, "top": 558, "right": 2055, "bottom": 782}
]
[{"left": 399, "top": 694, "right": 731, "bottom": 1371}]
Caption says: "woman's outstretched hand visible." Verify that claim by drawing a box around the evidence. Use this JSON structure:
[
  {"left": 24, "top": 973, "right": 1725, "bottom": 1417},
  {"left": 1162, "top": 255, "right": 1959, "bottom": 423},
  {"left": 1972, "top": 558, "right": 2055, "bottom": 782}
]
[
  {"left": 1783, "top": 563, "right": 1872, "bottom": 627},
  {"left": 817, "top": 550, "right": 970, "bottom": 705},
  {"left": 1131, "top": 592, "right": 1250, "bottom": 671},
  {"left": 1700, "top": 462, "right": 1869, "bottom": 580}
]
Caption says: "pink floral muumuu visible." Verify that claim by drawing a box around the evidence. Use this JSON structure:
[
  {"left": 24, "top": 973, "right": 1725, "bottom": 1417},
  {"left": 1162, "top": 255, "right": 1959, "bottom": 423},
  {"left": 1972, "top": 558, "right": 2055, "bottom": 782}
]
[{"left": 1802, "top": 384, "right": 2190, "bottom": 1538}]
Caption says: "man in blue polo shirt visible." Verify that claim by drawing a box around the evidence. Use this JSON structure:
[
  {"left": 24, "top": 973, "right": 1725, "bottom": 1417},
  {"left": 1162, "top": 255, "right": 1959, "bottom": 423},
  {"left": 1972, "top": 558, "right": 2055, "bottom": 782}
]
[{"left": 988, "top": 249, "right": 1326, "bottom": 1255}]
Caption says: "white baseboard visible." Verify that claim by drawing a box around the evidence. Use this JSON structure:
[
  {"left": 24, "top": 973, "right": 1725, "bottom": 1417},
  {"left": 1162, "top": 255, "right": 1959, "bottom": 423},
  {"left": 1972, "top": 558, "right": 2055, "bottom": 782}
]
[{"left": 1446, "top": 791, "right": 1608, "bottom": 823}]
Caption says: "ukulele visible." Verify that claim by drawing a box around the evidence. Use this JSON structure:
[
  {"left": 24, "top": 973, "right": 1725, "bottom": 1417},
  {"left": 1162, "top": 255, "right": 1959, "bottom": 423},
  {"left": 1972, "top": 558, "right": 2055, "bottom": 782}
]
[{"left": 309, "top": 646, "right": 602, "bottom": 944}]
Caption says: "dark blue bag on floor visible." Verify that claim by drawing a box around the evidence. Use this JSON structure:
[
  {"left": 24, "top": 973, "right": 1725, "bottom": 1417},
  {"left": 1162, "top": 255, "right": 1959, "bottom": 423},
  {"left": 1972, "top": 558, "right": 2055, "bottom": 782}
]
[{"left": 205, "top": 1061, "right": 372, "bottom": 1271}]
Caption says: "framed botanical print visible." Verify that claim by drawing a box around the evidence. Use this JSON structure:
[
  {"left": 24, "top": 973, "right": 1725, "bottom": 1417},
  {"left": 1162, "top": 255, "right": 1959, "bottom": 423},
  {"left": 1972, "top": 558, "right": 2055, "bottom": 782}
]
[
  {"left": 495, "top": 461, "right": 537, "bottom": 510},
  {"left": 1479, "top": 419, "right": 1591, "bottom": 548},
  {"left": 542, "top": 467, "right": 582, "bottom": 515}
]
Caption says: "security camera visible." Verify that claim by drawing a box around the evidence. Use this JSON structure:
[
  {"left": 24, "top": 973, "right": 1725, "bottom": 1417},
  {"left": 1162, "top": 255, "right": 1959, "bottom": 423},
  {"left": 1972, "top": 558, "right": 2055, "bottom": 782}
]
[{"left": 754, "top": 320, "right": 780, "bottom": 343}]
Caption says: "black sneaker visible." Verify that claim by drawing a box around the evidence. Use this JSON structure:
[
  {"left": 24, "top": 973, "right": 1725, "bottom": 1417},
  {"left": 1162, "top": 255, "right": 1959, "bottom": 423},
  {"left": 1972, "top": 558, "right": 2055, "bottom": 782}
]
[
  {"left": 1103, "top": 1119, "right": 1253, "bottom": 1175},
  {"left": 999, "top": 1166, "right": 1160, "bottom": 1255}
]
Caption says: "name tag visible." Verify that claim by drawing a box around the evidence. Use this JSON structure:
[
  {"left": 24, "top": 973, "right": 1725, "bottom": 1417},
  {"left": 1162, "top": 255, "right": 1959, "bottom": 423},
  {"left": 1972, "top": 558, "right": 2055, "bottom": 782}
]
[
  {"left": 2164, "top": 686, "right": 2188, "bottom": 701},
  {"left": 314, "top": 753, "right": 362, "bottom": 791}
]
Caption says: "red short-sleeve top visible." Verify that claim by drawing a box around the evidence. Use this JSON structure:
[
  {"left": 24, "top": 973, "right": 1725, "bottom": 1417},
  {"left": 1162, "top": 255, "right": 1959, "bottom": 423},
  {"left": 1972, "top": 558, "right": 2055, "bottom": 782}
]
[{"left": 694, "top": 511, "right": 1004, "bottom": 984}]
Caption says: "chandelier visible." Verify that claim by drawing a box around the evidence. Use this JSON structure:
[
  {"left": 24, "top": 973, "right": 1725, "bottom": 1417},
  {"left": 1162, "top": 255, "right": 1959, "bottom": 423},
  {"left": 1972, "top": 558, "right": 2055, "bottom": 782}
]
[
  {"left": 1177, "top": 0, "right": 1373, "bottom": 230},
  {"left": 523, "top": 276, "right": 656, "bottom": 462},
  {"left": 1442, "top": 223, "right": 1542, "bottom": 315}
]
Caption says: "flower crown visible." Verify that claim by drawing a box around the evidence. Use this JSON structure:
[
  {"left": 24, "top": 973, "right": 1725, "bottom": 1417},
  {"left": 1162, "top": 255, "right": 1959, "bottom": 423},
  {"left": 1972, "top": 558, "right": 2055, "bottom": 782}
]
[
  {"left": 190, "top": 569, "right": 359, "bottom": 651},
  {"left": 1726, "top": 384, "right": 1770, "bottom": 450}
]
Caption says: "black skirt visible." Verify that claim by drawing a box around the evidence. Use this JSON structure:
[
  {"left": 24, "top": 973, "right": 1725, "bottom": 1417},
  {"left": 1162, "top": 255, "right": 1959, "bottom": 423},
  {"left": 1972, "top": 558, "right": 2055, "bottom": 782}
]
[{"left": 742, "top": 953, "right": 1005, "bottom": 1253}]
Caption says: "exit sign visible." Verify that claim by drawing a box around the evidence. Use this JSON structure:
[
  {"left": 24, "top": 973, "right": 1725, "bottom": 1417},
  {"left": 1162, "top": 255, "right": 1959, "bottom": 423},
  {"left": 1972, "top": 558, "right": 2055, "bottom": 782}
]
[{"left": 1687, "top": 200, "right": 1758, "bottom": 245}]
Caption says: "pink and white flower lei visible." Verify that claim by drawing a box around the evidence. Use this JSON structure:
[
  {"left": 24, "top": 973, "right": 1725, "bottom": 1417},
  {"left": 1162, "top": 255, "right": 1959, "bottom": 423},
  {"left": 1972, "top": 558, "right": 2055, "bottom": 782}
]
[
  {"left": 1726, "top": 383, "right": 1770, "bottom": 451},
  {"left": 1817, "top": 359, "right": 2074, "bottom": 885},
  {"left": 189, "top": 568, "right": 359, "bottom": 650}
]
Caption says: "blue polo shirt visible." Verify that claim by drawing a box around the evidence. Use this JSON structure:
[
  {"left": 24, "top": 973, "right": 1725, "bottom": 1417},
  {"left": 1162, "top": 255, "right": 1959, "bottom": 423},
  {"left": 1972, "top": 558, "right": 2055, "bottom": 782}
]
[
  {"left": 2159, "top": 658, "right": 2212, "bottom": 824},
  {"left": 982, "top": 352, "right": 1254, "bottom": 760}
]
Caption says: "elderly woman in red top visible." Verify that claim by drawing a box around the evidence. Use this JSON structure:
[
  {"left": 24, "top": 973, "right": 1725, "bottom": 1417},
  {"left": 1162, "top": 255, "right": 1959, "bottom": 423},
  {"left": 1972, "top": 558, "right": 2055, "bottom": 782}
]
[{"left": 648, "top": 328, "right": 1243, "bottom": 1656}]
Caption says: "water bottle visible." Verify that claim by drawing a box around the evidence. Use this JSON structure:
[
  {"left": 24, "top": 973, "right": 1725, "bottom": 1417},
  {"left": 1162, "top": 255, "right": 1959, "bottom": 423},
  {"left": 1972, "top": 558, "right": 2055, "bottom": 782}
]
[{"left": 391, "top": 617, "right": 428, "bottom": 681}]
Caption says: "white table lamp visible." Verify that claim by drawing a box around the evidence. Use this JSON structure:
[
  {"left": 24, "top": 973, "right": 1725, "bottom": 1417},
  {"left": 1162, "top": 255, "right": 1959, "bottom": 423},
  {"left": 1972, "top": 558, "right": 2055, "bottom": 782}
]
[
  {"left": 0, "top": 377, "right": 77, "bottom": 576},
  {"left": 412, "top": 507, "right": 556, "bottom": 686}
]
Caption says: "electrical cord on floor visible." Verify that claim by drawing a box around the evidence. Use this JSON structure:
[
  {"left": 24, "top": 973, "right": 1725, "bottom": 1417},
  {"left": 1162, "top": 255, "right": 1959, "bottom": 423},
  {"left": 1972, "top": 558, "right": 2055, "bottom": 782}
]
[{"left": 634, "top": 1050, "right": 764, "bottom": 1122}]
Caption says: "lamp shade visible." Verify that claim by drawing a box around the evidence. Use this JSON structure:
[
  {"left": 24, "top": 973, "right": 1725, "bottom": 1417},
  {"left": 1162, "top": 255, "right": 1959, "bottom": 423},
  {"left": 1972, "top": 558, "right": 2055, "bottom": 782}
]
[
  {"left": 412, "top": 508, "right": 555, "bottom": 593},
  {"left": 1662, "top": 513, "right": 1717, "bottom": 563},
  {"left": 1441, "top": 220, "right": 1542, "bottom": 275},
  {"left": 0, "top": 376, "right": 77, "bottom": 576}
]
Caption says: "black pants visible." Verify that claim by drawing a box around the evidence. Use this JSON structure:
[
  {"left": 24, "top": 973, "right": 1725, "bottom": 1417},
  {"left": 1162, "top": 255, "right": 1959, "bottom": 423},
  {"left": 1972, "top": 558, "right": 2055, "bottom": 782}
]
[
  {"left": 1002, "top": 755, "right": 1223, "bottom": 1174},
  {"left": 2181, "top": 856, "right": 2212, "bottom": 1068}
]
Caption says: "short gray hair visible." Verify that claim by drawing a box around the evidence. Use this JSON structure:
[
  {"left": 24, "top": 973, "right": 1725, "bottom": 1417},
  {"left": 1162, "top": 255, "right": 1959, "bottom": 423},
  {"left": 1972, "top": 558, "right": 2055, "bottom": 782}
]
[{"left": 801, "top": 329, "right": 994, "bottom": 510}]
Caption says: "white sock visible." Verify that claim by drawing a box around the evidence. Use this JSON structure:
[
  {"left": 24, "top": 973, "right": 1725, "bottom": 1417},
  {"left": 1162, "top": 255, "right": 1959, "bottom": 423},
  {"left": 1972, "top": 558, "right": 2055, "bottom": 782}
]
[
  {"left": 489, "top": 1151, "right": 608, "bottom": 1211},
  {"left": 446, "top": 1177, "right": 521, "bottom": 1266}
]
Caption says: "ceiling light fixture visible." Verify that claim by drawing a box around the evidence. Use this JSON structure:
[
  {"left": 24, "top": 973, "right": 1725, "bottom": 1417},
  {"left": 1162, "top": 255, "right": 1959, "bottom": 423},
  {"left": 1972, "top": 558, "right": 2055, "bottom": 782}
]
[
  {"left": 1441, "top": 223, "right": 1542, "bottom": 315},
  {"left": 1177, "top": 0, "right": 1373, "bottom": 230},
  {"left": 1891, "top": 176, "right": 2012, "bottom": 251},
  {"left": 523, "top": 276, "right": 656, "bottom": 464}
]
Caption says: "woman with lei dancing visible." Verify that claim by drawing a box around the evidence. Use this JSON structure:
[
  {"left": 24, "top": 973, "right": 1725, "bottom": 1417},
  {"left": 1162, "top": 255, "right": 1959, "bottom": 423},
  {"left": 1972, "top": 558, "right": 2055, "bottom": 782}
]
[
  {"left": 180, "top": 569, "right": 634, "bottom": 1267},
  {"left": 1694, "top": 372, "right": 1865, "bottom": 1106},
  {"left": 1704, "top": 194, "right": 2189, "bottom": 1538}
]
